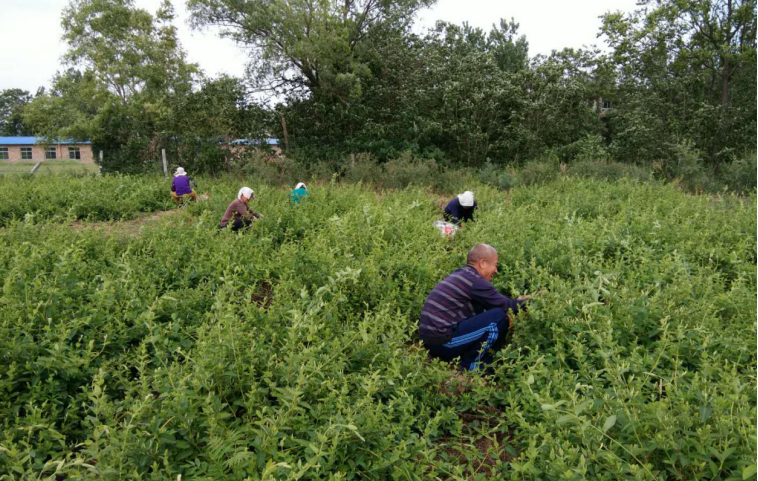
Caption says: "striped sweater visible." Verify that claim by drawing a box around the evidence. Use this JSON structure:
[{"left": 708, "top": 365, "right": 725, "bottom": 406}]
[{"left": 419, "top": 265, "right": 525, "bottom": 340}]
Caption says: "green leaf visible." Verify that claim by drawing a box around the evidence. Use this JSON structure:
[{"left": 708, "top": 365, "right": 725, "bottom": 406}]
[
  {"left": 557, "top": 414, "right": 574, "bottom": 425},
  {"left": 602, "top": 415, "right": 617, "bottom": 433},
  {"left": 743, "top": 465, "right": 757, "bottom": 480},
  {"left": 699, "top": 404, "right": 712, "bottom": 423},
  {"left": 574, "top": 399, "right": 593, "bottom": 416}
]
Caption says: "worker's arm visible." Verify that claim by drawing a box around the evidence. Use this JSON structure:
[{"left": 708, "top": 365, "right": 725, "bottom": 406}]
[{"left": 470, "top": 280, "right": 527, "bottom": 319}]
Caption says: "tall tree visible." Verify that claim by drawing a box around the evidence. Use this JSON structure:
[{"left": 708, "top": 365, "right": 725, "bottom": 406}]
[
  {"left": 25, "top": 0, "right": 200, "bottom": 171},
  {"left": 600, "top": 0, "right": 757, "bottom": 166},
  {"left": 187, "top": 0, "right": 435, "bottom": 100},
  {"left": 0, "top": 89, "right": 34, "bottom": 136},
  {"left": 62, "top": 0, "right": 197, "bottom": 103}
]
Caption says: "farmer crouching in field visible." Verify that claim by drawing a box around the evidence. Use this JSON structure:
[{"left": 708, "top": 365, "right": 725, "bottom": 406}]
[
  {"left": 171, "top": 167, "right": 198, "bottom": 206},
  {"left": 419, "top": 244, "right": 531, "bottom": 373},
  {"left": 291, "top": 182, "right": 308, "bottom": 204},
  {"left": 219, "top": 187, "right": 263, "bottom": 232},
  {"left": 444, "top": 191, "right": 476, "bottom": 225}
]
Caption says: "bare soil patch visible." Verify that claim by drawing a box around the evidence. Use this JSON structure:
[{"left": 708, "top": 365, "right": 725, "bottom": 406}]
[
  {"left": 434, "top": 403, "right": 519, "bottom": 479},
  {"left": 250, "top": 279, "right": 274, "bottom": 309},
  {"left": 433, "top": 372, "right": 520, "bottom": 478}
]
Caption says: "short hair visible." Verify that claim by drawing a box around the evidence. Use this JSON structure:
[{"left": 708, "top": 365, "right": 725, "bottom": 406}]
[{"left": 467, "top": 243, "right": 497, "bottom": 265}]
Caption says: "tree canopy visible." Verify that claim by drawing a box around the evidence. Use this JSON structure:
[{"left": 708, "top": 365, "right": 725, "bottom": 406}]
[{"left": 9, "top": 0, "right": 755, "bottom": 174}]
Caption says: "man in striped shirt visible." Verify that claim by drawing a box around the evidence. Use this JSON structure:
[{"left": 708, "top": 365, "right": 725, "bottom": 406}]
[{"left": 419, "top": 244, "right": 530, "bottom": 372}]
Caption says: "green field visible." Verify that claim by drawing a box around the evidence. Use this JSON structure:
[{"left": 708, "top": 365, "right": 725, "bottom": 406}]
[
  {"left": 0, "top": 160, "right": 100, "bottom": 176},
  {"left": 0, "top": 175, "right": 755, "bottom": 480}
]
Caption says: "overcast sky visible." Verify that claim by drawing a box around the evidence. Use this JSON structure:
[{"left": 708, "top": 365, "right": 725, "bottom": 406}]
[{"left": 0, "top": 0, "right": 638, "bottom": 93}]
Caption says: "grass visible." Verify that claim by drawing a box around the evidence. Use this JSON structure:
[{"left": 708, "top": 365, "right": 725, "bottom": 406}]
[{"left": 0, "top": 160, "right": 100, "bottom": 175}]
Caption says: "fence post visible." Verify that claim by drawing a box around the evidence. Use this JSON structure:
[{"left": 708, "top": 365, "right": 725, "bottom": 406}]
[
  {"left": 99, "top": 150, "right": 103, "bottom": 174},
  {"left": 29, "top": 162, "right": 42, "bottom": 175},
  {"left": 161, "top": 149, "right": 168, "bottom": 177}
]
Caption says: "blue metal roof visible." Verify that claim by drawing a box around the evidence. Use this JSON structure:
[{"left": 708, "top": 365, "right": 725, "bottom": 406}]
[
  {"left": 0, "top": 136, "right": 92, "bottom": 145},
  {"left": 229, "top": 138, "right": 280, "bottom": 146}
]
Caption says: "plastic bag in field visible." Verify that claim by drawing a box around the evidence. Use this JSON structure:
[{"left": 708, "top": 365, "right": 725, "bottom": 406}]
[{"left": 433, "top": 220, "right": 459, "bottom": 238}]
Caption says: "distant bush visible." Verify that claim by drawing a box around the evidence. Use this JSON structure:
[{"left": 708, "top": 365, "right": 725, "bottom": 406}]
[
  {"left": 568, "top": 159, "right": 651, "bottom": 183},
  {"left": 343, "top": 153, "right": 383, "bottom": 184},
  {"left": 221, "top": 146, "right": 749, "bottom": 195},
  {"left": 517, "top": 154, "right": 561, "bottom": 186},
  {"left": 477, "top": 161, "right": 516, "bottom": 191},
  {"left": 557, "top": 133, "right": 611, "bottom": 163},
  {"left": 382, "top": 151, "right": 439, "bottom": 189},
  {"left": 720, "top": 151, "right": 757, "bottom": 194},
  {"left": 430, "top": 166, "right": 476, "bottom": 194}
]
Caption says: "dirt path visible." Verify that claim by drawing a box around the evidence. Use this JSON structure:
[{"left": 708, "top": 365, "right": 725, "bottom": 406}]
[{"left": 70, "top": 209, "right": 185, "bottom": 236}]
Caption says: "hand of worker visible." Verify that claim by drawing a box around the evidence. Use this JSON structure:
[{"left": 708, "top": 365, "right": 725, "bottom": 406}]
[{"left": 517, "top": 289, "right": 546, "bottom": 301}]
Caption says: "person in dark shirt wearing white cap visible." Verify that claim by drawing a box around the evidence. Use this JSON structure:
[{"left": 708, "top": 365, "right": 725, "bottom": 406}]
[{"left": 444, "top": 191, "right": 477, "bottom": 225}]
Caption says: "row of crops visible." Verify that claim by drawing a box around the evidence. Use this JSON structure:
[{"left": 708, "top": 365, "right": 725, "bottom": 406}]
[{"left": 0, "top": 174, "right": 755, "bottom": 480}]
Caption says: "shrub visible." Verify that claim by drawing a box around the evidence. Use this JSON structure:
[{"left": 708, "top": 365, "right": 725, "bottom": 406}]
[
  {"left": 477, "top": 160, "right": 516, "bottom": 191},
  {"left": 517, "top": 153, "right": 561, "bottom": 186},
  {"left": 719, "top": 151, "right": 757, "bottom": 194},
  {"left": 557, "top": 133, "right": 611, "bottom": 163},
  {"left": 568, "top": 159, "right": 651, "bottom": 183},
  {"left": 382, "top": 151, "right": 439, "bottom": 189},
  {"left": 342, "top": 153, "right": 383, "bottom": 184}
]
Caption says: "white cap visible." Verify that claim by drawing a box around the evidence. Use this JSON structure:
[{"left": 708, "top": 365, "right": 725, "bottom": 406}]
[
  {"left": 237, "top": 187, "right": 255, "bottom": 200},
  {"left": 458, "top": 191, "right": 474, "bottom": 207},
  {"left": 295, "top": 182, "right": 307, "bottom": 190},
  {"left": 174, "top": 167, "right": 186, "bottom": 176}
]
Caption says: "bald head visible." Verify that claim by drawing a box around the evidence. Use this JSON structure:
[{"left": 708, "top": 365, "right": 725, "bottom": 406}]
[
  {"left": 467, "top": 244, "right": 499, "bottom": 281},
  {"left": 467, "top": 244, "right": 497, "bottom": 265}
]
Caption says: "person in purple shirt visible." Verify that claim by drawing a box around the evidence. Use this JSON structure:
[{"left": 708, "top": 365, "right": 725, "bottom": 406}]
[
  {"left": 171, "top": 167, "right": 198, "bottom": 206},
  {"left": 444, "top": 191, "right": 477, "bottom": 225},
  {"left": 419, "top": 243, "right": 532, "bottom": 372}
]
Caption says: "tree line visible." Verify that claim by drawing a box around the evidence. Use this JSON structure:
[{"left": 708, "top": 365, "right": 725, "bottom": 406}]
[{"left": 1, "top": 0, "right": 755, "bottom": 176}]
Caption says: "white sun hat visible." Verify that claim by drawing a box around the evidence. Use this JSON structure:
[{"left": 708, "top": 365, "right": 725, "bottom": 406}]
[
  {"left": 237, "top": 187, "right": 255, "bottom": 200},
  {"left": 174, "top": 167, "right": 187, "bottom": 176},
  {"left": 295, "top": 182, "right": 307, "bottom": 190},
  {"left": 458, "top": 191, "right": 475, "bottom": 207}
]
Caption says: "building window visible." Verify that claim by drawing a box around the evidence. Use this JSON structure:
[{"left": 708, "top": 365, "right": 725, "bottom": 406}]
[
  {"left": 45, "top": 147, "right": 57, "bottom": 160},
  {"left": 0, "top": 148, "right": 8, "bottom": 160},
  {"left": 602, "top": 100, "right": 612, "bottom": 110},
  {"left": 21, "top": 147, "right": 33, "bottom": 160},
  {"left": 68, "top": 147, "right": 81, "bottom": 160}
]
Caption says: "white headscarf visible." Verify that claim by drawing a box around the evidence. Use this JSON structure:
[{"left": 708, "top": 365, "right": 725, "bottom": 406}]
[
  {"left": 174, "top": 167, "right": 187, "bottom": 177},
  {"left": 237, "top": 187, "right": 255, "bottom": 200},
  {"left": 295, "top": 182, "right": 307, "bottom": 190},
  {"left": 458, "top": 191, "right": 475, "bottom": 207}
]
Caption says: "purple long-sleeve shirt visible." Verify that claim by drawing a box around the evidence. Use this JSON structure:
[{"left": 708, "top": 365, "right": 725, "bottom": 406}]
[
  {"left": 172, "top": 175, "right": 193, "bottom": 195},
  {"left": 419, "top": 265, "right": 525, "bottom": 340}
]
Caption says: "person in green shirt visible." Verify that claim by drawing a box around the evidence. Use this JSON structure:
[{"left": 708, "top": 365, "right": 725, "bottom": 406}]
[{"left": 291, "top": 182, "right": 308, "bottom": 204}]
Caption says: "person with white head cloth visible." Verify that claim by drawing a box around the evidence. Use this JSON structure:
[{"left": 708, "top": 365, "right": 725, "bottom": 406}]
[
  {"left": 444, "top": 191, "right": 477, "bottom": 226},
  {"left": 219, "top": 187, "right": 262, "bottom": 231},
  {"left": 170, "top": 167, "right": 198, "bottom": 205},
  {"left": 291, "top": 182, "right": 308, "bottom": 204}
]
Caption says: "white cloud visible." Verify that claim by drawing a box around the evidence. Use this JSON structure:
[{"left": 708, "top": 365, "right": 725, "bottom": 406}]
[{"left": 0, "top": 0, "right": 638, "bottom": 93}]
